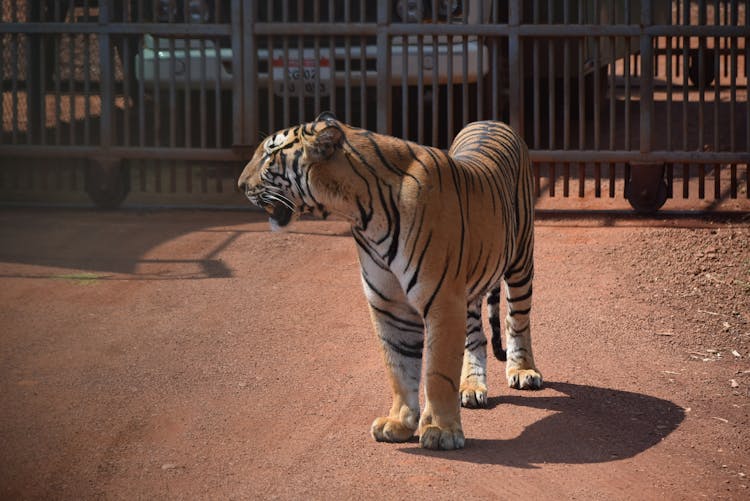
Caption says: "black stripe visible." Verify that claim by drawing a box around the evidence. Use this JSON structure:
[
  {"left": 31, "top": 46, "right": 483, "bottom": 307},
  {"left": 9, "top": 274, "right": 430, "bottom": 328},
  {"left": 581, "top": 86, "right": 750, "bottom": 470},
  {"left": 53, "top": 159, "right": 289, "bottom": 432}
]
[
  {"left": 427, "top": 371, "right": 458, "bottom": 392},
  {"left": 361, "top": 272, "right": 391, "bottom": 302},
  {"left": 507, "top": 286, "right": 532, "bottom": 303},
  {"left": 423, "top": 258, "right": 449, "bottom": 318},
  {"left": 406, "top": 231, "right": 433, "bottom": 293},
  {"left": 370, "top": 304, "right": 423, "bottom": 330},
  {"left": 509, "top": 308, "right": 531, "bottom": 317},
  {"left": 465, "top": 337, "right": 487, "bottom": 351},
  {"left": 506, "top": 271, "right": 532, "bottom": 289},
  {"left": 382, "top": 337, "right": 422, "bottom": 359},
  {"left": 385, "top": 186, "right": 400, "bottom": 265}
]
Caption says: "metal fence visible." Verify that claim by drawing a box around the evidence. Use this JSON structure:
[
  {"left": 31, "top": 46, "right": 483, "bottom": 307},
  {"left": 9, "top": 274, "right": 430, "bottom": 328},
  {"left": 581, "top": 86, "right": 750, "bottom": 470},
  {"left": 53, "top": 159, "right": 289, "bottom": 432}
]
[{"left": 0, "top": 0, "right": 747, "bottom": 211}]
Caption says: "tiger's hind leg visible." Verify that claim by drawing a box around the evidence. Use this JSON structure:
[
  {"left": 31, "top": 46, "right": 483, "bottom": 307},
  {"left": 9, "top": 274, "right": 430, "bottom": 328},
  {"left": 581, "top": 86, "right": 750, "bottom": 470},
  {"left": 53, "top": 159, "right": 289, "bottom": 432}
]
[
  {"left": 460, "top": 299, "right": 488, "bottom": 408},
  {"left": 504, "top": 267, "right": 543, "bottom": 390}
]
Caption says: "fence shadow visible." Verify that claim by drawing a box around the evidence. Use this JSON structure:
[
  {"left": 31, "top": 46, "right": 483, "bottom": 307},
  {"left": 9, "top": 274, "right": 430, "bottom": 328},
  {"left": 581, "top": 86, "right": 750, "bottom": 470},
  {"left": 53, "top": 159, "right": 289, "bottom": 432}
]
[{"left": 399, "top": 381, "right": 685, "bottom": 467}]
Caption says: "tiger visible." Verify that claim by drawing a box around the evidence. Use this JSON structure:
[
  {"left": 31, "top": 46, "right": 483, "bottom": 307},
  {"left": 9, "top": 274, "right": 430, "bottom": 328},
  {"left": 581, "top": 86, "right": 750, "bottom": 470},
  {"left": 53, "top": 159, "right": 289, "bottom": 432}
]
[{"left": 237, "top": 112, "right": 542, "bottom": 450}]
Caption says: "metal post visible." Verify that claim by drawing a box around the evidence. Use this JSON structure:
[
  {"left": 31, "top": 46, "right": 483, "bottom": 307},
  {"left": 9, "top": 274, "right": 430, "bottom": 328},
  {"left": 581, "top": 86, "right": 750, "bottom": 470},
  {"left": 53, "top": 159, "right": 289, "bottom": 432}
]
[
  {"left": 237, "top": 0, "right": 257, "bottom": 152},
  {"left": 27, "top": 0, "right": 43, "bottom": 144},
  {"left": 98, "top": 0, "right": 113, "bottom": 150},
  {"left": 231, "top": 0, "right": 245, "bottom": 150},
  {"left": 627, "top": 0, "right": 666, "bottom": 212},
  {"left": 639, "top": 0, "right": 653, "bottom": 154},
  {"left": 508, "top": 0, "right": 523, "bottom": 135},
  {"left": 376, "top": 2, "right": 391, "bottom": 135}
]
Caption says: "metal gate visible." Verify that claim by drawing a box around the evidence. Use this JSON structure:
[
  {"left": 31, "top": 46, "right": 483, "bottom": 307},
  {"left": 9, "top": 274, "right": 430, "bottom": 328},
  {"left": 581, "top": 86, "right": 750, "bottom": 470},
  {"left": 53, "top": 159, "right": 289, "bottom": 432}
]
[{"left": 1, "top": 0, "right": 748, "bottom": 211}]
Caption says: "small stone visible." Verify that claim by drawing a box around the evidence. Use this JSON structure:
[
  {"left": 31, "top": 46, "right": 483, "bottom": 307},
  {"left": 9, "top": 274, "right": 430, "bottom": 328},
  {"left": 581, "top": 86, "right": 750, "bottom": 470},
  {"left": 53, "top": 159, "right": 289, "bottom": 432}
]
[
  {"left": 730, "top": 379, "right": 740, "bottom": 388},
  {"left": 161, "top": 463, "right": 178, "bottom": 470}
]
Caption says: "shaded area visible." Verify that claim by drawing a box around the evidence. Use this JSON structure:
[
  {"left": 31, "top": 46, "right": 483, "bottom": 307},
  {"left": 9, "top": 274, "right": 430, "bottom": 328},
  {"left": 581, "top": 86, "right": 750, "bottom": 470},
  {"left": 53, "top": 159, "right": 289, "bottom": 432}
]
[
  {"left": 401, "top": 382, "right": 685, "bottom": 467},
  {"left": 0, "top": 209, "right": 249, "bottom": 278}
]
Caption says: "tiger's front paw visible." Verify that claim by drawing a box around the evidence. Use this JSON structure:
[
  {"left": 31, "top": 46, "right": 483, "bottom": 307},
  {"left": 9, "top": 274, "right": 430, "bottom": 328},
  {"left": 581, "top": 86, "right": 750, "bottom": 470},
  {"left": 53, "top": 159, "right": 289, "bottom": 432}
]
[
  {"left": 507, "top": 367, "right": 543, "bottom": 390},
  {"left": 419, "top": 424, "right": 465, "bottom": 450},
  {"left": 460, "top": 382, "right": 488, "bottom": 408},
  {"left": 371, "top": 416, "right": 416, "bottom": 443}
]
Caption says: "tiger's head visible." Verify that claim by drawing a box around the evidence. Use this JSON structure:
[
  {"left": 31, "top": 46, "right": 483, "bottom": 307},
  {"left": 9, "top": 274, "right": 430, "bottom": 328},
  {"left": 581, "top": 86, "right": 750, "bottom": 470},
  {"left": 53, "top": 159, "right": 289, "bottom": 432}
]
[{"left": 238, "top": 112, "right": 344, "bottom": 230}]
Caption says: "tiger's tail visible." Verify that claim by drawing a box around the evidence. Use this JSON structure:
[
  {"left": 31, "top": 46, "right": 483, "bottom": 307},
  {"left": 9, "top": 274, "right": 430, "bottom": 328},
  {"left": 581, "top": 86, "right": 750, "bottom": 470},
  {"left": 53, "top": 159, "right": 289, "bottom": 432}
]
[{"left": 487, "top": 287, "right": 506, "bottom": 361}]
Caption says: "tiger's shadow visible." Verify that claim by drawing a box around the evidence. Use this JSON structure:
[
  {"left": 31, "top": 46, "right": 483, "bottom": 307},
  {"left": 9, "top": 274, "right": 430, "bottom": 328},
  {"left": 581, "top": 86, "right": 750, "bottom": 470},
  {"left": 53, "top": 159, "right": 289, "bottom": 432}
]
[{"left": 399, "top": 382, "right": 685, "bottom": 467}]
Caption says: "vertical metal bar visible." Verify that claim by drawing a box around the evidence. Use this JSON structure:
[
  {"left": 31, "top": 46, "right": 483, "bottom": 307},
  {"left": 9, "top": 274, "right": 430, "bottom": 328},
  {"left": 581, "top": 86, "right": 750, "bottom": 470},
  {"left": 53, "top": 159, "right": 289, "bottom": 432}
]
[
  {"left": 313, "top": 0, "right": 321, "bottom": 115},
  {"left": 243, "top": 0, "right": 258, "bottom": 146},
  {"left": 39, "top": 32, "right": 47, "bottom": 146},
  {"left": 182, "top": 0, "right": 192, "bottom": 148},
  {"left": 729, "top": 0, "right": 737, "bottom": 153},
  {"left": 639, "top": 0, "right": 653, "bottom": 155},
  {"left": 27, "top": 1, "right": 41, "bottom": 145},
  {"left": 697, "top": 0, "right": 707, "bottom": 196},
  {"left": 197, "top": 35, "right": 207, "bottom": 147},
  {"left": 681, "top": 2, "right": 688, "bottom": 152},
  {"left": 713, "top": 2, "right": 720, "bottom": 153},
  {"left": 547, "top": 0, "right": 555, "bottom": 149},
  {"left": 401, "top": 31, "right": 409, "bottom": 139},
  {"left": 698, "top": 0, "right": 706, "bottom": 150},
  {"left": 341, "top": 1, "right": 351, "bottom": 124},
  {"left": 418, "top": 35, "right": 425, "bottom": 143},
  {"left": 533, "top": 1, "right": 540, "bottom": 148},
  {"left": 577, "top": 0, "right": 585, "bottom": 149},
  {"left": 282, "top": 1, "right": 290, "bottom": 126},
  {"left": 213, "top": 32, "right": 222, "bottom": 147},
  {"left": 475, "top": 0, "right": 484, "bottom": 125},
  {"left": 360, "top": 0, "right": 367, "bottom": 129},
  {"left": 376, "top": 1, "right": 391, "bottom": 134},
  {"left": 666, "top": 12, "right": 673, "bottom": 151},
  {"left": 297, "top": 18, "right": 304, "bottom": 122},
  {"left": 746, "top": 1, "right": 749, "bottom": 171},
  {"left": 121, "top": 35, "right": 130, "bottom": 147},
  {"left": 99, "top": 0, "right": 113, "bottom": 150},
  {"left": 446, "top": 30, "right": 454, "bottom": 144},
  {"left": 563, "top": 0, "right": 570, "bottom": 150},
  {"left": 489, "top": 4, "right": 499, "bottom": 122},
  {"left": 461, "top": 33, "right": 469, "bottom": 127},
  {"left": 327, "top": 0, "right": 336, "bottom": 120},
  {"left": 508, "top": 0, "right": 523, "bottom": 134},
  {"left": 609, "top": 34, "right": 616, "bottom": 149},
  {"left": 593, "top": 37, "right": 600, "bottom": 150},
  {"left": 54, "top": 32, "right": 62, "bottom": 146},
  {"left": 267, "top": 11, "right": 276, "bottom": 131},
  {"left": 11, "top": 32, "right": 19, "bottom": 144},
  {"left": 68, "top": 32, "right": 75, "bottom": 146},
  {"left": 432, "top": 27, "right": 439, "bottom": 146}
]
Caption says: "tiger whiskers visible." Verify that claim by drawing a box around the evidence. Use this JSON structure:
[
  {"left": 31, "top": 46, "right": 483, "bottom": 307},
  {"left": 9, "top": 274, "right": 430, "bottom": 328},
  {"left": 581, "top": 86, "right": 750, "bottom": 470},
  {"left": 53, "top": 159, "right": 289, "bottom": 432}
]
[{"left": 262, "top": 191, "right": 296, "bottom": 212}]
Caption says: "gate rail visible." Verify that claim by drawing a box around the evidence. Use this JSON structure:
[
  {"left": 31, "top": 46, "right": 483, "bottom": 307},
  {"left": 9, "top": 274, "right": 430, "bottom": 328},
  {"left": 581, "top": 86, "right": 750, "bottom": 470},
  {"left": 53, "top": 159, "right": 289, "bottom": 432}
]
[{"left": 1, "top": 0, "right": 748, "bottom": 211}]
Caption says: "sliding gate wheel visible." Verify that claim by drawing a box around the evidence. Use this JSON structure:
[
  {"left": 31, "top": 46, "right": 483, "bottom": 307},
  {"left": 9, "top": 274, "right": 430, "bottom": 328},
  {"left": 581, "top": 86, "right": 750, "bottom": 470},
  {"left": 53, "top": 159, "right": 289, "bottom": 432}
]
[{"left": 85, "top": 157, "right": 131, "bottom": 209}]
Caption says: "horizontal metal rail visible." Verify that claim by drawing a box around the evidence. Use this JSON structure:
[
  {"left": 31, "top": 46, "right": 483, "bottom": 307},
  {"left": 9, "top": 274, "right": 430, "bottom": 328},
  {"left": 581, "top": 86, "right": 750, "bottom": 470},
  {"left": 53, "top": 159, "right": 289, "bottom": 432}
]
[
  {"left": 0, "top": 145, "right": 242, "bottom": 161},
  {"left": 0, "top": 23, "right": 232, "bottom": 36},
  {"left": 531, "top": 150, "right": 750, "bottom": 164},
  {"left": 4, "top": 22, "right": 744, "bottom": 39}
]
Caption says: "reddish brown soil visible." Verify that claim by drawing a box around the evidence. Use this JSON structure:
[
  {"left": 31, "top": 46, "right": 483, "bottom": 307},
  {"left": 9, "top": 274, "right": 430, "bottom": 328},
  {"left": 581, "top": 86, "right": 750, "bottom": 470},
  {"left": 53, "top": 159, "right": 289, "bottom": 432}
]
[{"left": 0, "top": 209, "right": 748, "bottom": 500}]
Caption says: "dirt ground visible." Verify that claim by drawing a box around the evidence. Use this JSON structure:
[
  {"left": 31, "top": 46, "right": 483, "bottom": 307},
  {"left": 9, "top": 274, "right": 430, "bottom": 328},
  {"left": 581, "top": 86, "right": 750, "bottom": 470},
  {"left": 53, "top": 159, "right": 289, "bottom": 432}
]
[{"left": 0, "top": 208, "right": 748, "bottom": 500}]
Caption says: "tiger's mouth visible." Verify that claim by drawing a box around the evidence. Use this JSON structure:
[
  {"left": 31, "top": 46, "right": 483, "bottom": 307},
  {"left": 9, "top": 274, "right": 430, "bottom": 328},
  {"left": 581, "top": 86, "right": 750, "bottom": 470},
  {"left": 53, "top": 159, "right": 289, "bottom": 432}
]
[{"left": 266, "top": 202, "right": 294, "bottom": 228}]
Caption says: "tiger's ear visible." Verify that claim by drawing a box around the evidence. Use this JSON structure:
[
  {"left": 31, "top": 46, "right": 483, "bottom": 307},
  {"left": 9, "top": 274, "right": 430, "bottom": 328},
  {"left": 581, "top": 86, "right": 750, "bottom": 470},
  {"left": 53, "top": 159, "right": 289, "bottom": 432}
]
[{"left": 303, "top": 124, "right": 343, "bottom": 163}]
